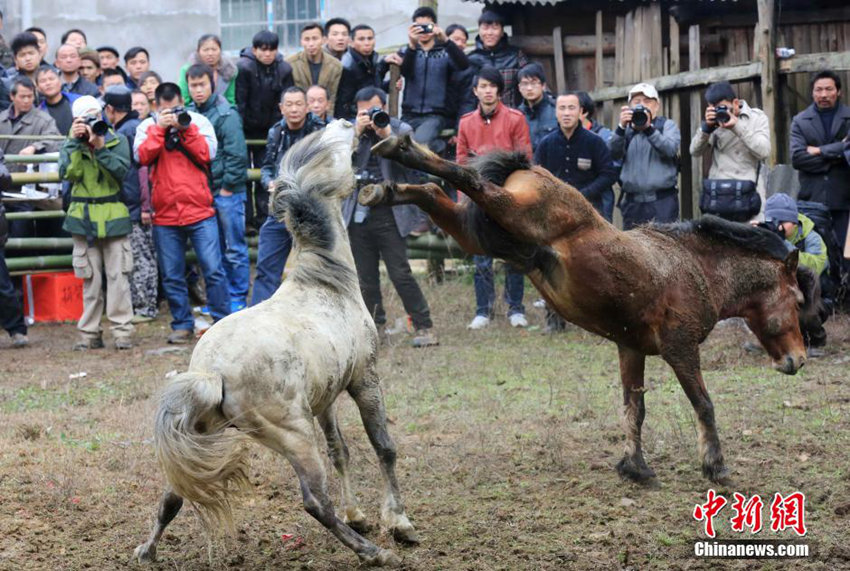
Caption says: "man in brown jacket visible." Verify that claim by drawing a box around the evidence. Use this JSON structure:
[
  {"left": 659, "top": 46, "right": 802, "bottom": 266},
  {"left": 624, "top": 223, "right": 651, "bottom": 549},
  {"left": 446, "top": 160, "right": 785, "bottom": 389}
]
[{"left": 286, "top": 23, "right": 342, "bottom": 113}]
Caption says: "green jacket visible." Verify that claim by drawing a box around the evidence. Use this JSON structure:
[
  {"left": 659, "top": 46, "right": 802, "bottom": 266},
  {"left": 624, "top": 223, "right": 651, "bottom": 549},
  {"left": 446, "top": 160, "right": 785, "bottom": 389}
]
[
  {"left": 188, "top": 95, "right": 248, "bottom": 195},
  {"left": 789, "top": 213, "right": 828, "bottom": 276},
  {"left": 59, "top": 131, "right": 132, "bottom": 239},
  {"left": 178, "top": 56, "right": 238, "bottom": 106}
]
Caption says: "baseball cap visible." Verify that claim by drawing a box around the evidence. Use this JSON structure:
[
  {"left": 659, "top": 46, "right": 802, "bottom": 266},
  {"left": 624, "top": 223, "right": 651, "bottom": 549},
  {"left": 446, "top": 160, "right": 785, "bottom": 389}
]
[
  {"left": 629, "top": 82, "right": 659, "bottom": 101},
  {"left": 72, "top": 95, "right": 103, "bottom": 118},
  {"left": 102, "top": 85, "right": 132, "bottom": 110},
  {"left": 97, "top": 45, "right": 120, "bottom": 58}
]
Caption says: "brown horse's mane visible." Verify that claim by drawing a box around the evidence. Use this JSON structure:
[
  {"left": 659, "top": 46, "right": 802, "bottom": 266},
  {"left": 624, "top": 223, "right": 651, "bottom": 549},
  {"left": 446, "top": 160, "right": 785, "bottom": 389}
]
[
  {"left": 469, "top": 150, "right": 532, "bottom": 187},
  {"left": 649, "top": 215, "right": 790, "bottom": 261}
]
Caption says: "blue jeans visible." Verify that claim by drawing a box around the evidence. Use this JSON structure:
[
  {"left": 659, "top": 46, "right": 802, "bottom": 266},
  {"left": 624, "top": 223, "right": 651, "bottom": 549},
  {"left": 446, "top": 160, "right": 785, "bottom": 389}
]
[
  {"left": 473, "top": 255, "right": 525, "bottom": 318},
  {"left": 153, "top": 217, "right": 230, "bottom": 331},
  {"left": 403, "top": 113, "right": 448, "bottom": 155},
  {"left": 250, "top": 216, "right": 293, "bottom": 306},
  {"left": 0, "top": 247, "right": 26, "bottom": 336},
  {"left": 214, "top": 192, "right": 250, "bottom": 302}
]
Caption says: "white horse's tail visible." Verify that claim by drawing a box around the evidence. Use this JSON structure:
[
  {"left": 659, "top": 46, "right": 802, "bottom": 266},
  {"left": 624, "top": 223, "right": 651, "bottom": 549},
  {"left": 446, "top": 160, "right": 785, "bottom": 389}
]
[{"left": 154, "top": 371, "right": 251, "bottom": 532}]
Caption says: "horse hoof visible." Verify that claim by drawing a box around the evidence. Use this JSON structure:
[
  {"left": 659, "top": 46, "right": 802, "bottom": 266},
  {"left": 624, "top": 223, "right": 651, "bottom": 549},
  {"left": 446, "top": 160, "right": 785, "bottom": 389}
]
[
  {"left": 616, "top": 457, "right": 657, "bottom": 483},
  {"left": 361, "top": 548, "right": 402, "bottom": 567},
  {"left": 391, "top": 525, "right": 420, "bottom": 546},
  {"left": 704, "top": 464, "right": 732, "bottom": 485},
  {"left": 345, "top": 511, "right": 372, "bottom": 534},
  {"left": 358, "top": 184, "right": 387, "bottom": 207},
  {"left": 371, "top": 136, "right": 400, "bottom": 159},
  {"left": 133, "top": 542, "right": 156, "bottom": 564}
]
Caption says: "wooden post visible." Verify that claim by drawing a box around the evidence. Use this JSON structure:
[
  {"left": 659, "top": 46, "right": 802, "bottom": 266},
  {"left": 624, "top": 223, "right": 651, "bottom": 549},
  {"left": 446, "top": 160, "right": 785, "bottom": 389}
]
[
  {"left": 553, "top": 26, "right": 567, "bottom": 93},
  {"left": 669, "top": 16, "right": 685, "bottom": 217},
  {"left": 757, "top": 0, "right": 779, "bottom": 166},
  {"left": 595, "top": 11, "right": 604, "bottom": 90},
  {"left": 388, "top": 64, "right": 401, "bottom": 118},
  {"left": 689, "top": 25, "right": 703, "bottom": 219}
]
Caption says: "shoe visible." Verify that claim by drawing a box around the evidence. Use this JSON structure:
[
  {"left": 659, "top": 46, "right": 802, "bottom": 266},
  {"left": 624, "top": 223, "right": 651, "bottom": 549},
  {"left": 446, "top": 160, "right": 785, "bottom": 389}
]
[
  {"left": 11, "top": 333, "right": 28, "bottom": 348},
  {"left": 411, "top": 329, "right": 439, "bottom": 348},
  {"left": 167, "top": 329, "right": 193, "bottom": 344},
  {"left": 533, "top": 298, "right": 546, "bottom": 309},
  {"left": 73, "top": 337, "right": 105, "bottom": 351},
  {"left": 509, "top": 313, "right": 529, "bottom": 328},
  {"left": 467, "top": 315, "right": 490, "bottom": 330},
  {"left": 385, "top": 317, "right": 413, "bottom": 336},
  {"left": 131, "top": 314, "right": 154, "bottom": 324},
  {"left": 198, "top": 305, "right": 211, "bottom": 316},
  {"left": 230, "top": 300, "right": 247, "bottom": 313},
  {"left": 115, "top": 338, "right": 134, "bottom": 350},
  {"left": 806, "top": 346, "right": 825, "bottom": 358},
  {"left": 742, "top": 340, "right": 765, "bottom": 354}
]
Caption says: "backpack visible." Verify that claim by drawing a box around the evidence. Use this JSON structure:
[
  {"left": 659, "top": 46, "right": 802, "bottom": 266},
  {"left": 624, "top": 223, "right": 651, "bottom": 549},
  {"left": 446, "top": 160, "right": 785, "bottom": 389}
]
[{"left": 796, "top": 200, "right": 842, "bottom": 311}]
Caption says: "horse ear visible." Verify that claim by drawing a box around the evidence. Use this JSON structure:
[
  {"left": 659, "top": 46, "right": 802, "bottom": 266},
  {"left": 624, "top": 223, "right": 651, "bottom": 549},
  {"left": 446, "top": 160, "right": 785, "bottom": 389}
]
[{"left": 785, "top": 249, "right": 799, "bottom": 274}]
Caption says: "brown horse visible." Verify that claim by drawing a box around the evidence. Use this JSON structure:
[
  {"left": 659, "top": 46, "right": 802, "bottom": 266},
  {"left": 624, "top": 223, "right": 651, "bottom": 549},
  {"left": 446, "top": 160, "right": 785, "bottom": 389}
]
[{"left": 361, "top": 134, "right": 811, "bottom": 483}]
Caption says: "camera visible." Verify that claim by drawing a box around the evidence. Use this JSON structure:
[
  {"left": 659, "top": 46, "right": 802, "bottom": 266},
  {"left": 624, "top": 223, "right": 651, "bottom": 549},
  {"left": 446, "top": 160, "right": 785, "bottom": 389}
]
[
  {"left": 168, "top": 106, "right": 192, "bottom": 127},
  {"left": 630, "top": 104, "right": 650, "bottom": 129},
  {"left": 416, "top": 23, "right": 434, "bottom": 34},
  {"left": 78, "top": 114, "right": 109, "bottom": 139},
  {"left": 714, "top": 104, "right": 731, "bottom": 125},
  {"left": 757, "top": 219, "right": 785, "bottom": 238},
  {"left": 368, "top": 106, "right": 390, "bottom": 129}
]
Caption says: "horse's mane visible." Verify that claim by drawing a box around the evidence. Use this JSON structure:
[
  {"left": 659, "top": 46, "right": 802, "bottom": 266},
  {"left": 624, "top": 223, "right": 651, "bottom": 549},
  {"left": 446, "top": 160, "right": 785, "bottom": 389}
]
[
  {"left": 469, "top": 150, "right": 532, "bottom": 186},
  {"left": 652, "top": 215, "right": 789, "bottom": 261}
]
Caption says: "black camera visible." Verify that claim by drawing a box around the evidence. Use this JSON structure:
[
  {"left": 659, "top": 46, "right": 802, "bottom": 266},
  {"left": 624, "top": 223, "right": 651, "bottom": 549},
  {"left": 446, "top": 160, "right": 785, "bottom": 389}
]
[
  {"left": 368, "top": 106, "right": 390, "bottom": 129},
  {"left": 416, "top": 23, "right": 434, "bottom": 34},
  {"left": 757, "top": 219, "right": 785, "bottom": 238},
  {"left": 78, "top": 114, "right": 109, "bottom": 139},
  {"left": 168, "top": 106, "right": 192, "bottom": 127},
  {"left": 630, "top": 104, "right": 650, "bottom": 129},
  {"left": 714, "top": 104, "right": 731, "bottom": 125}
]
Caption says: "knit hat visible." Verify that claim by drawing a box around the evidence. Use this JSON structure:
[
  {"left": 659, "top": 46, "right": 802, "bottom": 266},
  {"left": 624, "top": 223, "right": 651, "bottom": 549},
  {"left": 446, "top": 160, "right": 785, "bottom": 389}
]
[
  {"left": 763, "top": 193, "right": 798, "bottom": 223},
  {"left": 72, "top": 95, "right": 103, "bottom": 118},
  {"left": 102, "top": 85, "right": 132, "bottom": 111}
]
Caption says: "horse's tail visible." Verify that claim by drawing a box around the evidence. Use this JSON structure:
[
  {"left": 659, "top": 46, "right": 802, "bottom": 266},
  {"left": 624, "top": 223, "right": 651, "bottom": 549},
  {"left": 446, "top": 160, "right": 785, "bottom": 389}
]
[{"left": 154, "top": 371, "right": 251, "bottom": 533}]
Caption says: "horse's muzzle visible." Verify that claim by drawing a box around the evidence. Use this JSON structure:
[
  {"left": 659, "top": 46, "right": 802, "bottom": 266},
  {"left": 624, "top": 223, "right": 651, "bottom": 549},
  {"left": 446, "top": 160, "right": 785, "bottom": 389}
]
[{"left": 774, "top": 353, "right": 806, "bottom": 375}]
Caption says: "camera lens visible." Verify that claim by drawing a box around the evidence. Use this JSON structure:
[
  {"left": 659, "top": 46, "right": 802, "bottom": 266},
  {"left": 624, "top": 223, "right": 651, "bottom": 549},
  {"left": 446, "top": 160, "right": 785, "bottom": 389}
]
[
  {"left": 91, "top": 120, "right": 109, "bottom": 137},
  {"left": 369, "top": 107, "right": 390, "bottom": 129},
  {"left": 631, "top": 105, "right": 649, "bottom": 128},
  {"left": 177, "top": 111, "right": 191, "bottom": 127}
]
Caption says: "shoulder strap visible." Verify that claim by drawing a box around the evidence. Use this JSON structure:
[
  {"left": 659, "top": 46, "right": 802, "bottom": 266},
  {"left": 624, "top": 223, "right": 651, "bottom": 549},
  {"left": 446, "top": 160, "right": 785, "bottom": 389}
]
[{"left": 175, "top": 141, "right": 214, "bottom": 191}]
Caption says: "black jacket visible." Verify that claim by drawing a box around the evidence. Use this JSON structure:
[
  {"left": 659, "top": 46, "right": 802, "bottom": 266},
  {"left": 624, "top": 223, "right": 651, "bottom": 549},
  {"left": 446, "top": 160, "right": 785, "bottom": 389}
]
[
  {"left": 790, "top": 103, "right": 850, "bottom": 210},
  {"left": 335, "top": 48, "right": 389, "bottom": 120},
  {"left": 399, "top": 41, "right": 469, "bottom": 117},
  {"left": 236, "top": 48, "right": 294, "bottom": 138},
  {"left": 260, "top": 113, "right": 327, "bottom": 188},
  {"left": 114, "top": 111, "right": 143, "bottom": 222},
  {"left": 467, "top": 34, "right": 528, "bottom": 109}
]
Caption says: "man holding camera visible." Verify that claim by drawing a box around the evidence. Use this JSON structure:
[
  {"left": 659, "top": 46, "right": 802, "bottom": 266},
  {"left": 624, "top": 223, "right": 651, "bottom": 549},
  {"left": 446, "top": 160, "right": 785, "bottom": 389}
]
[
  {"left": 689, "top": 81, "right": 770, "bottom": 222},
  {"left": 59, "top": 95, "right": 134, "bottom": 350},
  {"left": 0, "top": 150, "right": 27, "bottom": 348},
  {"left": 610, "top": 83, "right": 681, "bottom": 230},
  {"left": 343, "top": 86, "right": 438, "bottom": 347},
  {"left": 135, "top": 82, "right": 229, "bottom": 344},
  {"left": 250, "top": 86, "right": 326, "bottom": 306}
]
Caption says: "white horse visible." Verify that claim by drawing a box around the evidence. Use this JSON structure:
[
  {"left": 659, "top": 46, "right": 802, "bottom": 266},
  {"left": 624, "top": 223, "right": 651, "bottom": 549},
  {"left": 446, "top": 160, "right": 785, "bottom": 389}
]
[{"left": 134, "top": 120, "right": 417, "bottom": 567}]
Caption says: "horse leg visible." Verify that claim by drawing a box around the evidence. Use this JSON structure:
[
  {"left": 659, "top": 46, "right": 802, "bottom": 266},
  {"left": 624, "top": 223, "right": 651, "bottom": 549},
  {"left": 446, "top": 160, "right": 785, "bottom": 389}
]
[
  {"left": 263, "top": 417, "right": 401, "bottom": 566},
  {"left": 614, "top": 345, "right": 656, "bottom": 482},
  {"left": 348, "top": 374, "right": 419, "bottom": 545},
  {"left": 359, "top": 182, "right": 484, "bottom": 255},
  {"left": 663, "top": 346, "right": 729, "bottom": 483},
  {"left": 317, "top": 404, "right": 369, "bottom": 532},
  {"left": 133, "top": 489, "right": 184, "bottom": 563}
]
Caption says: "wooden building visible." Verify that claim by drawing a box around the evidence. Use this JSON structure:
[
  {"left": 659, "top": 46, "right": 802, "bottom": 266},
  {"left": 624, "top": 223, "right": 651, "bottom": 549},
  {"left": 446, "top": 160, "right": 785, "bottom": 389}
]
[{"left": 470, "top": 0, "right": 850, "bottom": 219}]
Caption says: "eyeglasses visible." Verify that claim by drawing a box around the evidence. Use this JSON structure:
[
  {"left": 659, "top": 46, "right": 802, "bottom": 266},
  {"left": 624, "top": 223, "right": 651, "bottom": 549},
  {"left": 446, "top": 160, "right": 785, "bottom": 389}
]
[{"left": 518, "top": 80, "right": 542, "bottom": 89}]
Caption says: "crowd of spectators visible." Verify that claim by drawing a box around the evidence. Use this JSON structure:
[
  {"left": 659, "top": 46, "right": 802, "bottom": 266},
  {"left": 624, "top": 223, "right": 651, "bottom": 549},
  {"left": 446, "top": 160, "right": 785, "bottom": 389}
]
[{"left": 0, "top": 8, "right": 848, "bottom": 356}]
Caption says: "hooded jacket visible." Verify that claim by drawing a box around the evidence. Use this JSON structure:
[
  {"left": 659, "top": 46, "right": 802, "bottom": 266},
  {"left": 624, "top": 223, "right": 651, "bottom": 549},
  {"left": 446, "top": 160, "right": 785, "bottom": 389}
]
[
  {"left": 113, "top": 111, "right": 143, "bottom": 222},
  {"left": 335, "top": 48, "right": 389, "bottom": 120},
  {"left": 467, "top": 34, "right": 528, "bottom": 108},
  {"left": 188, "top": 95, "right": 248, "bottom": 195},
  {"left": 179, "top": 52, "right": 239, "bottom": 106},
  {"left": 235, "top": 48, "right": 294, "bottom": 138},
  {"left": 788, "top": 213, "right": 829, "bottom": 276},
  {"left": 398, "top": 40, "right": 469, "bottom": 117}
]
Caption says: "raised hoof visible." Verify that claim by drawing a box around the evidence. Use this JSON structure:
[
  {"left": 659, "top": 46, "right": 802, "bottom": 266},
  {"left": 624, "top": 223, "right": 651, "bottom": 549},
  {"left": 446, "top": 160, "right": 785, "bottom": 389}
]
[
  {"left": 616, "top": 456, "right": 657, "bottom": 483},
  {"left": 391, "top": 525, "right": 420, "bottom": 545},
  {"left": 358, "top": 183, "right": 389, "bottom": 207},
  {"left": 703, "top": 463, "right": 732, "bottom": 485},
  {"left": 133, "top": 542, "right": 156, "bottom": 564},
  {"left": 371, "top": 136, "right": 402, "bottom": 159},
  {"left": 360, "top": 548, "right": 402, "bottom": 567}
]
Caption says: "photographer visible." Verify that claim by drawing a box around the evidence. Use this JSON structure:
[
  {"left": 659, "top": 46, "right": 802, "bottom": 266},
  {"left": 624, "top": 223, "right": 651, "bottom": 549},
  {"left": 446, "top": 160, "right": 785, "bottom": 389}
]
[
  {"left": 0, "top": 149, "right": 27, "bottom": 348},
  {"left": 690, "top": 81, "right": 770, "bottom": 222},
  {"left": 59, "top": 95, "right": 133, "bottom": 350},
  {"left": 342, "top": 86, "right": 438, "bottom": 347},
  {"left": 610, "top": 83, "right": 681, "bottom": 230},
  {"left": 134, "top": 82, "right": 229, "bottom": 344}
]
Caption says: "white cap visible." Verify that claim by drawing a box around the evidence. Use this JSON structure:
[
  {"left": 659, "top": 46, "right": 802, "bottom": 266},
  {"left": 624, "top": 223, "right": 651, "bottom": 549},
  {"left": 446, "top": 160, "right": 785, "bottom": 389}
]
[
  {"left": 628, "top": 83, "right": 659, "bottom": 101},
  {"left": 72, "top": 95, "right": 103, "bottom": 118}
]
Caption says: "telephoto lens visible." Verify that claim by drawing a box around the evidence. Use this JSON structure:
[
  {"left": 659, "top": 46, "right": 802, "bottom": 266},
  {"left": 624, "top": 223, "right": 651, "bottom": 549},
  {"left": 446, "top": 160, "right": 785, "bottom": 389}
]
[
  {"left": 368, "top": 106, "right": 391, "bottom": 129},
  {"left": 170, "top": 106, "right": 192, "bottom": 127},
  {"left": 714, "top": 105, "right": 731, "bottom": 125},
  {"left": 630, "top": 104, "right": 649, "bottom": 129}
]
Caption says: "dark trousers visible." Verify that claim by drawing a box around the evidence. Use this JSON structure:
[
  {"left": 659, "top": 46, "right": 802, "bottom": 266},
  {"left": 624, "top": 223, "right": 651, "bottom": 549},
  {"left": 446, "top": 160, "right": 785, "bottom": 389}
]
[
  {"left": 620, "top": 191, "right": 679, "bottom": 230},
  {"left": 247, "top": 143, "right": 268, "bottom": 228},
  {"left": 831, "top": 208, "right": 849, "bottom": 279},
  {"left": 0, "top": 247, "right": 26, "bottom": 336},
  {"left": 348, "top": 205, "right": 433, "bottom": 330}
]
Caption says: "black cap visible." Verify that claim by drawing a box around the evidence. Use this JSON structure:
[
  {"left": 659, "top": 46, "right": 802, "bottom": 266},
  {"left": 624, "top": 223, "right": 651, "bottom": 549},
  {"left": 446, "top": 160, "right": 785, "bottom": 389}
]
[
  {"left": 103, "top": 85, "right": 132, "bottom": 110},
  {"left": 96, "top": 45, "right": 120, "bottom": 58}
]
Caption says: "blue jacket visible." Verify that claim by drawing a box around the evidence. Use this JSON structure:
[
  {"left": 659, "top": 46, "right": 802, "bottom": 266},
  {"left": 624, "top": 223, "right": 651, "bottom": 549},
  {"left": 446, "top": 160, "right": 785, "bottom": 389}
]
[
  {"left": 113, "top": 111, "right": 143, "bottom": 222},
  {"left": 260, "top": 113, "right": 327, "bottom": 188},
  {"left": 610, "top": 118, "right": 681, "bottom": 196},
  {"left": 399, "top": 41, "right": 469, "bottom": 117},
  {"left": 519, "top": 94, "right": 558, "bottom": 150},
  {"left": 534, "top": 125, "right": 618, "bottom": 214}
]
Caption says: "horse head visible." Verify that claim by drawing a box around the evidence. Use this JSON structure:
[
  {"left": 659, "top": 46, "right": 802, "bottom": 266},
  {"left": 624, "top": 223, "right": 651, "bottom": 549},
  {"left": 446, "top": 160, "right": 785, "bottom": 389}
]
[{"left": 743, "top": 250, "right": 807, "bottom": 375}]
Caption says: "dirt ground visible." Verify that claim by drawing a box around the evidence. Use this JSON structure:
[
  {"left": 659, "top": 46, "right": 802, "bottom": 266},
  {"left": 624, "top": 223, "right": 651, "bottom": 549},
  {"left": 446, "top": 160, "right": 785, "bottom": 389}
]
[{"left": 1, "top": 274, "right": 849, "bottom": 571}]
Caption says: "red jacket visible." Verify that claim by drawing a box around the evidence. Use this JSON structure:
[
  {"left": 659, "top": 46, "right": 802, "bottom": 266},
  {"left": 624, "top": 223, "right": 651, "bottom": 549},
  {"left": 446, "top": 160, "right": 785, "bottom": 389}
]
[
  {"left": 136, "top": 123, "right": 214, "bottom": 226},
  {"left": 456, "top": 102, "right": 532, "bottom": 165}
]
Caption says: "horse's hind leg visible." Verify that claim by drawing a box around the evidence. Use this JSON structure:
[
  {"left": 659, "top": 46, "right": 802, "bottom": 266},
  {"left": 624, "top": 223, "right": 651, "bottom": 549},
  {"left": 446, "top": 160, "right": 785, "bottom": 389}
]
[
  {"left": 133, "top": 489, "right": 184, "bottom": 563},
  {"left": 662, "top": 345, "right": 729, "bottom": 483},
  {"left": 348, "top": 373, "right": 419, "bottom": 545},
  {"left": 317, "top": 404, "right": 369, "bottom": 532},
  {"left": 615, "top": 345, "right": 656, "bottom": 482}
]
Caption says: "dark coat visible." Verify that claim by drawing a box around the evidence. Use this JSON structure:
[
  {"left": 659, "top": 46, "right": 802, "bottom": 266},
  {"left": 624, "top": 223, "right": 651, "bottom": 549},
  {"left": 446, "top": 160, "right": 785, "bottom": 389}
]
[
  {"left": 260, "top": 113, "right": 327, "bottom": 188},
  {"left": 519, "top": 94, "right": 558, "bottom": 150},
  {"left": 342, "top": 118, "right": 424, "bottom": 238},
  {"left": 335, "top": 48, "right": 388, "bottom": 120},
  {"left": 114, "top": 111, "right": 143, "bottom": 222},
  {"left": 235, "top": 48, "right": 294, "bottom": 138},
  {"left": 790, "top": 103, "right": 850, "bottom": 210},
  {"left": 467, "top": 34, "right": 528, "bottom": 108},
  {"left": 446, "top": 66, "right": 477, "bottom": 127},
  {"left": 399, "top": 40, "right": 469, "bottom": 117}
]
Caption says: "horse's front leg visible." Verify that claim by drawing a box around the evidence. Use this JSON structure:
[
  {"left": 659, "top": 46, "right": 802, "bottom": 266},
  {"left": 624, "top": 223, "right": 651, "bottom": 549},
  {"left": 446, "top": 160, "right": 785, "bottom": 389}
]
[
  {"left": 615, "top": 345, "right": 656, "bottom": 482},
  {"left": 359, "top": 182, "right": 484, "bottom": 255}
]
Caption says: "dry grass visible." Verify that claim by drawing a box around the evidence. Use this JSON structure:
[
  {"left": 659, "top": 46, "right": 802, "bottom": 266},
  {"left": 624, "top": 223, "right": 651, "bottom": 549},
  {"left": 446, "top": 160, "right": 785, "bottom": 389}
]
[{"left": 1, "top": 270, "right": 849, "bottom": 570}]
